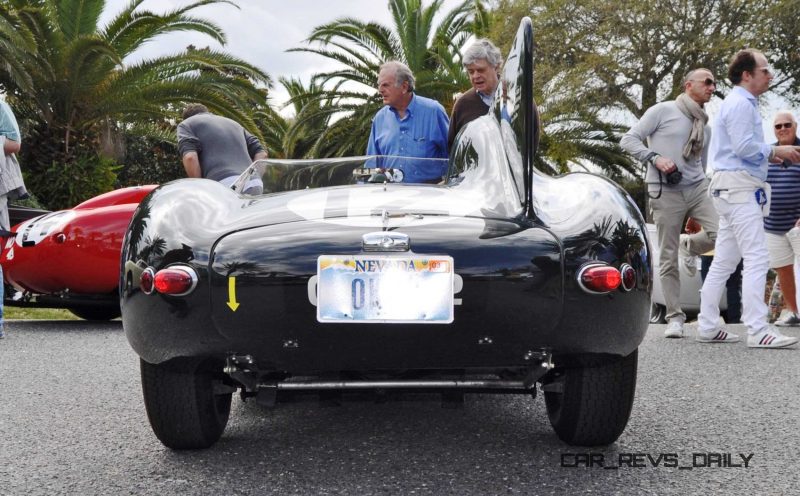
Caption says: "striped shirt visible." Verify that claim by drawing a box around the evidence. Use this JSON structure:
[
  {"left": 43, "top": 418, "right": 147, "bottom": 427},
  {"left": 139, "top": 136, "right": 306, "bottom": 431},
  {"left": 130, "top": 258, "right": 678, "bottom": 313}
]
[{"left": 764, "top": 137, "right": 800, "bottom": 234}]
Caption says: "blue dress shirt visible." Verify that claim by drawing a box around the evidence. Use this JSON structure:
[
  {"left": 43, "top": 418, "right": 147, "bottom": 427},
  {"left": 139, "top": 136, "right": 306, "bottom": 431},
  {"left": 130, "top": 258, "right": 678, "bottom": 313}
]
[
  {"left": 366, "top": 94, "right": 449, "bottom": 183},
  {"left": 477, "top": 90, "right": 494, "bottom": 107},
  {"left": 710, "top": 86, "right": 772, "bottom": 181}
]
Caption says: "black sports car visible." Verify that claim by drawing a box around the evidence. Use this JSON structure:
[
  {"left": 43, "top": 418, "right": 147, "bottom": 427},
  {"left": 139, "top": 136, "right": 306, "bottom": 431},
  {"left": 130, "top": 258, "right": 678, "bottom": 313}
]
[{"left": 121, "top": 18, "right": 651, "bottom": 449}]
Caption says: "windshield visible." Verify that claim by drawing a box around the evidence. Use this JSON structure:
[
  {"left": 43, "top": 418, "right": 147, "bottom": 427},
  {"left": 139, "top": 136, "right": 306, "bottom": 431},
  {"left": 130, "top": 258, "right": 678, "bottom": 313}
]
[
  {"left": 230, "top": 152, "right": 523, "bottom": 219},
  {"left": 231, "top": 155, "right": 449, "bottom": 194}
]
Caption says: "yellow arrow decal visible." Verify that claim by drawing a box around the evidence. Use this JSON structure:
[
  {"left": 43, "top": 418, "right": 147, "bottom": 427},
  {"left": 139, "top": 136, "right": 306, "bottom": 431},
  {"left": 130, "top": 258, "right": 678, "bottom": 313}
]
[{"left": 226, "top": 276, "right": 240, "bottom": 311}]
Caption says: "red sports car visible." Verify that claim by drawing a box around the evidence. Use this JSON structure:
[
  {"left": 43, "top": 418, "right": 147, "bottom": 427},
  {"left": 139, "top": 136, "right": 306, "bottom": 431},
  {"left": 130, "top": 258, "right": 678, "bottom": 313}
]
[{"left": 2, "top": 185, "right": 157, "bottom": 320}]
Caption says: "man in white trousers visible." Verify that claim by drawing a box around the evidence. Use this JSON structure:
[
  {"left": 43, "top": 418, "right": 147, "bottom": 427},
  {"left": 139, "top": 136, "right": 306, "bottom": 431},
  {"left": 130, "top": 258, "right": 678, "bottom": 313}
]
[{"left": 697, "top": 48, "right": 800, "bottom": 348}]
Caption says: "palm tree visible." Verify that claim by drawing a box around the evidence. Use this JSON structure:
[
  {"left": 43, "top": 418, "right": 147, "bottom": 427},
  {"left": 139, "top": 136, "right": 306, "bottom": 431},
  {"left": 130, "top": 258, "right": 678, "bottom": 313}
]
[
  {"left": 0, "top": 2, "right": 36, "bottom": 96},
  {"left": 0, "top": 0, "right": 272, "bottom": 208},
  {"left": 536, "top": 108, "right": 637, "bottom": 181},
  {"left": 287, "top": 0, "right": 490, "bottom": 157},
  {"left": 256, "top": 77, "right": 335, "bottom": 159}
]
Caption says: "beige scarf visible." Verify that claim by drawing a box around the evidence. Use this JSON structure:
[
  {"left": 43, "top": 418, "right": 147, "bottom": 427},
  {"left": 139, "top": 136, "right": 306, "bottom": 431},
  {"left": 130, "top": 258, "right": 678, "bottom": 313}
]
[{"left": 675, "top": 93, "right": 708, "bottom": 161}]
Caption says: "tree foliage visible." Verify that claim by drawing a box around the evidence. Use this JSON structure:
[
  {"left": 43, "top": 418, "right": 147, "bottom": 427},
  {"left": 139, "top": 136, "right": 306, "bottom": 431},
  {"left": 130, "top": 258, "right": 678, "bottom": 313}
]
[
  {"left": 285, "top": 0, "right": 490, "bottom": 157},
  {"left": 491, "top": 0, "right": 800, "bottom": 117},
  {"left": 0, "top": 0, "right": 272, "bottom": 209},
  {"left": 487, "top": 0, "right": 800, "bottom": 201},
  {"left": 485, "top": 0, "right": 634, "bottom": 177}
]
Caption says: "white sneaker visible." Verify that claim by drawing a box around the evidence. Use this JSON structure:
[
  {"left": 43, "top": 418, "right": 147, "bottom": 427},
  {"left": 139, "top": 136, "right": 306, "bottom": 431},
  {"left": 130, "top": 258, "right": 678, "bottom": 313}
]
[
  {"left": 774, "top": 312, "right": 800, "bottom": 327},
  {"left": 664, "top": 321, "right": 684, "bottom": 338},
  {"left": 747, "top": 328, "right": 799, "bottom": 348},
  {"left": 679, "top": 234, "right": 698, "bottom": 277},
  {"left": 696, "top": 328, "right": 740, "bottom": 343}
]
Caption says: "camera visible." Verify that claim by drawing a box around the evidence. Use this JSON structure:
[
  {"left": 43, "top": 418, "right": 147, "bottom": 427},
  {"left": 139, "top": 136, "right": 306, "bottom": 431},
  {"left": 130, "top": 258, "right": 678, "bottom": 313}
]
[
  {"left": 665, "top": 169, "right": 682, "bottom": 185},
  {"left": 645, "top": 152, "right": 682, "bottom": 185}
]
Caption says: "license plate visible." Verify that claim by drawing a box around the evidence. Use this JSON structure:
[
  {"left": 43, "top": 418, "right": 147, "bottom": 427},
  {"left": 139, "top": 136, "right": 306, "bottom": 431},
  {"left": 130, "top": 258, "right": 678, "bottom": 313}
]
[{"left": 317, "top": 255, "right": 454, "bottom": 323}]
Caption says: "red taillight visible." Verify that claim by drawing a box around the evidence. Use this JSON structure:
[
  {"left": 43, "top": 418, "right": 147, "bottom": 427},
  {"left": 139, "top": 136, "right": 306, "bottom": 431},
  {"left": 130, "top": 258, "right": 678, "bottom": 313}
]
[
  {"left": 152, "top": 266, "right": 197, "bottom": 296},
  {"left": 620, "top": 264, "right": 636, "bottom": 291},
  {"left": 140, "top": 268, "right": 154, "bottom": 294},
  {"left": 578, "top": 264, "right": 621, "bottom": 294}
]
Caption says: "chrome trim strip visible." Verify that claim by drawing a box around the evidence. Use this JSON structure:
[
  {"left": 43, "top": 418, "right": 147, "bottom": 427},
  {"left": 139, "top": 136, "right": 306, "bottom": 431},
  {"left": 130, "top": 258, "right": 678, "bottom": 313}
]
[
  {"left": 267, "top": 380, "right": 533, "bottom": 390},
  {"left": 361, "top": 231, "right": 410, "bottom": 252}
]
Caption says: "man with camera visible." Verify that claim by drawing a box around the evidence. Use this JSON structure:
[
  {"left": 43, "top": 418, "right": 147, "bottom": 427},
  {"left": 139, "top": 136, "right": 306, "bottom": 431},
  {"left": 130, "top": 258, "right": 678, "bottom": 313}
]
[
  {"left": 621, "top": 68, "right": 719, "bottom": 338},
  {"left": 696, "top": 50, "right": 800, "bottom": 348}
]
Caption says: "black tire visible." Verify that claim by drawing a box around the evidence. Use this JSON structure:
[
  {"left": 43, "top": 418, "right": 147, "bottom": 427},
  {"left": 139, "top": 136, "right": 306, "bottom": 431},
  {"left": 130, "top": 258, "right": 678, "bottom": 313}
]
[
  {"left": 649, "top": 303, "right": 666, "bottom": 324},
  {"left": 69, "top": 306, "right": 121, "bottom": 321},
  {"left": 140, "top": 357, "right": 232, "bottom": 450},
  {"left": 544, "top": 349, "right": 638, "bottom": 446}
]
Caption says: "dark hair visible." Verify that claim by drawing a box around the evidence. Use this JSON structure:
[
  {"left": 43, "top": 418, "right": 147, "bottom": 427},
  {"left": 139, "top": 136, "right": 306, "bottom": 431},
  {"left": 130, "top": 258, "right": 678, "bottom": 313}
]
[
  {"left": 727, "top": 49, "right": 759, "bottom": 85},
  {"left": 182, "top": 103, "right": 209, "bottom": 120}
]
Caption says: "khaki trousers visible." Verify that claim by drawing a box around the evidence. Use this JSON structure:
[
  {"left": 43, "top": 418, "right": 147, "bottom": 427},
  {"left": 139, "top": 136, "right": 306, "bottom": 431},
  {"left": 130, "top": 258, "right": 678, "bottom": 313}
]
[{"left": 649, "top": 178, "right": 719, "bottom": 322}]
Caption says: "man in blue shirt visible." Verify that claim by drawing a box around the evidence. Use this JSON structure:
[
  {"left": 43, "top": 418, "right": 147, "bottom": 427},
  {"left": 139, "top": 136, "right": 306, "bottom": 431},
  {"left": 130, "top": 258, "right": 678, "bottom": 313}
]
[
  {"left": 698, "top": 49, "right": 800, "bottom": 348},
  {"left": 366, "top": 61, "right": 449, "bottom": 183}
]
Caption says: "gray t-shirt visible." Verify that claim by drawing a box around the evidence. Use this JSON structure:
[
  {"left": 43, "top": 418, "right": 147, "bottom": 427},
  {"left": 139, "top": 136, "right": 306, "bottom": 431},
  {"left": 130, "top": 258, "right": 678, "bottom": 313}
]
[
  {"left": 177, "top": 112, "right": 265, "bottom": 182},
  {"left": 620, "top": 101, "right": 710, "bottom": 192}
]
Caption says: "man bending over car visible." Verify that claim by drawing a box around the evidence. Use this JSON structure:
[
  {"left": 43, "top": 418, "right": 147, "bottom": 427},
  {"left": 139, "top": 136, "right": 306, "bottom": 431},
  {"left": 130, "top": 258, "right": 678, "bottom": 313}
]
[{"left": 177, "top": 104, "right": 268, "bottom": 195}]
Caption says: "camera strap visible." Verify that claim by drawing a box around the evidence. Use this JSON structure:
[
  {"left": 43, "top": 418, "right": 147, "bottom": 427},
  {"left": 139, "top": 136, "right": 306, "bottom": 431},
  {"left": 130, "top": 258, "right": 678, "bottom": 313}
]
[
  {"left": 645, "top": 152, "right": 665, "bottom": 200},
  {"left": 647, "top": 170, "right": 666, "bottom": 200}
]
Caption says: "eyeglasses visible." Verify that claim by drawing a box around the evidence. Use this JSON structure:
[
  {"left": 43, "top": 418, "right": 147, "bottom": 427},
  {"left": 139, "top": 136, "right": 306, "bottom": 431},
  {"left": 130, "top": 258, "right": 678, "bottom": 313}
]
[
  {"left": 690, "top": 78, "right": 716, "bottom": 86},
  {"left": 774, "top": 122, "right": 794, "bottom": 130}
]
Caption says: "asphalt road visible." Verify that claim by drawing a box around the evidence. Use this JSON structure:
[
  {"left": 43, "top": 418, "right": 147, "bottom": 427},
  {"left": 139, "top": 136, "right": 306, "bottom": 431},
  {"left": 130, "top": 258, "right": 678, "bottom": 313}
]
[{"left": 1, "top": 320, "right": 799, "bottom": 495}]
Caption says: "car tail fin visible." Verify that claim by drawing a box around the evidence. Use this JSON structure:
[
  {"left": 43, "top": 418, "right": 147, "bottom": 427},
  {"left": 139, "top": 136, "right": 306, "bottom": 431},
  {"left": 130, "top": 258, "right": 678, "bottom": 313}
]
[{"left": 496, "top": 17, "right": 538, "bottom": 218}]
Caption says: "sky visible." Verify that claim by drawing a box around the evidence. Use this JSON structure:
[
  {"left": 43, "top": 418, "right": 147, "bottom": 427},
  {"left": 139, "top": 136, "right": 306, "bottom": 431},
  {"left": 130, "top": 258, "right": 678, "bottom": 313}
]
[
  {"left": 99, "top": 0, "right": 789, "bottom": 142},
  {"left": 101, "top": 0, "right": 463, "bottom": 111}
]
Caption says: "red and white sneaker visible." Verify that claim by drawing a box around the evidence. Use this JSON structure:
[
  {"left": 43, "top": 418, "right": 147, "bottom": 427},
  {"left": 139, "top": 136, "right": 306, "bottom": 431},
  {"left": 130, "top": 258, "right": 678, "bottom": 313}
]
[
  {"left": 747, "top": 328, "right": 799, "bottom": 349},
  {"left": 696, "top": 328, "right": 740, "bottom": 343}
]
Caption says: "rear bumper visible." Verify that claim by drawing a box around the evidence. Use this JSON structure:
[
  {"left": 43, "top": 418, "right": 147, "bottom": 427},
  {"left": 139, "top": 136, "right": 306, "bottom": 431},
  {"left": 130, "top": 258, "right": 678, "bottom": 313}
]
[
  {"left": 123, "top": 270, "right": 648, "bottom": 372},
  {"left": 123, "top": 212, "right": 649, "bottom": 371}
]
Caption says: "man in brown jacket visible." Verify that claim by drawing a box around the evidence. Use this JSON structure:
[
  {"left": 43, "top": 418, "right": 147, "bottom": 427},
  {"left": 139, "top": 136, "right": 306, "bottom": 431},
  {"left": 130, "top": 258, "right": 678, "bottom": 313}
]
[{"left": 447, "top": 39, "right": 503, "bottom": 151}]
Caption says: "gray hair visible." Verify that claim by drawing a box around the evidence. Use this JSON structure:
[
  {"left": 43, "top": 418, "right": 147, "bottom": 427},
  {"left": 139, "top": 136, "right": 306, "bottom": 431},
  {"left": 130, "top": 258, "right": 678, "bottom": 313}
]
[
  {"left": 682, "top": 67, "right": 712, "bottom": 86},
  {"left": 773, "top": 109, "right": 796, "bottom": 124},
  {"left": 462, "top": 39, "right": 503, "bottom": 68},
  {"left": 380, "top": 61, "right": 415, "bottom": 92}
]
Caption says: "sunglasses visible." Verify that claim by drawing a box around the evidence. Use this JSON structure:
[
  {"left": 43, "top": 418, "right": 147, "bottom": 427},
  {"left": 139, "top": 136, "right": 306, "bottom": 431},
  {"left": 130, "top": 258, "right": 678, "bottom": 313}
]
[
  {"left": 775, "top": 123, "right": 794, "bottom": 130},
  {"left": 690, "top": 78, "right": 716, "bottom": 87}
]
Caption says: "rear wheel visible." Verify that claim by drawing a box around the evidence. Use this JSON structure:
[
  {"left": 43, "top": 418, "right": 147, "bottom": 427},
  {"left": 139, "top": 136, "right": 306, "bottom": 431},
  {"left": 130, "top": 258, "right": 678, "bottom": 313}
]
[
  {"left": 543, "top": 349, "right": 638, "bottom": 446},
  {"left": 140, "top": 357, "right": 232, "bottom": 449},
  {"left": 649, "top": 303, "right": 666, "bottom": 324},
  {"left": 69, "top": 306, "right": 121, "bottom": 321}
]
